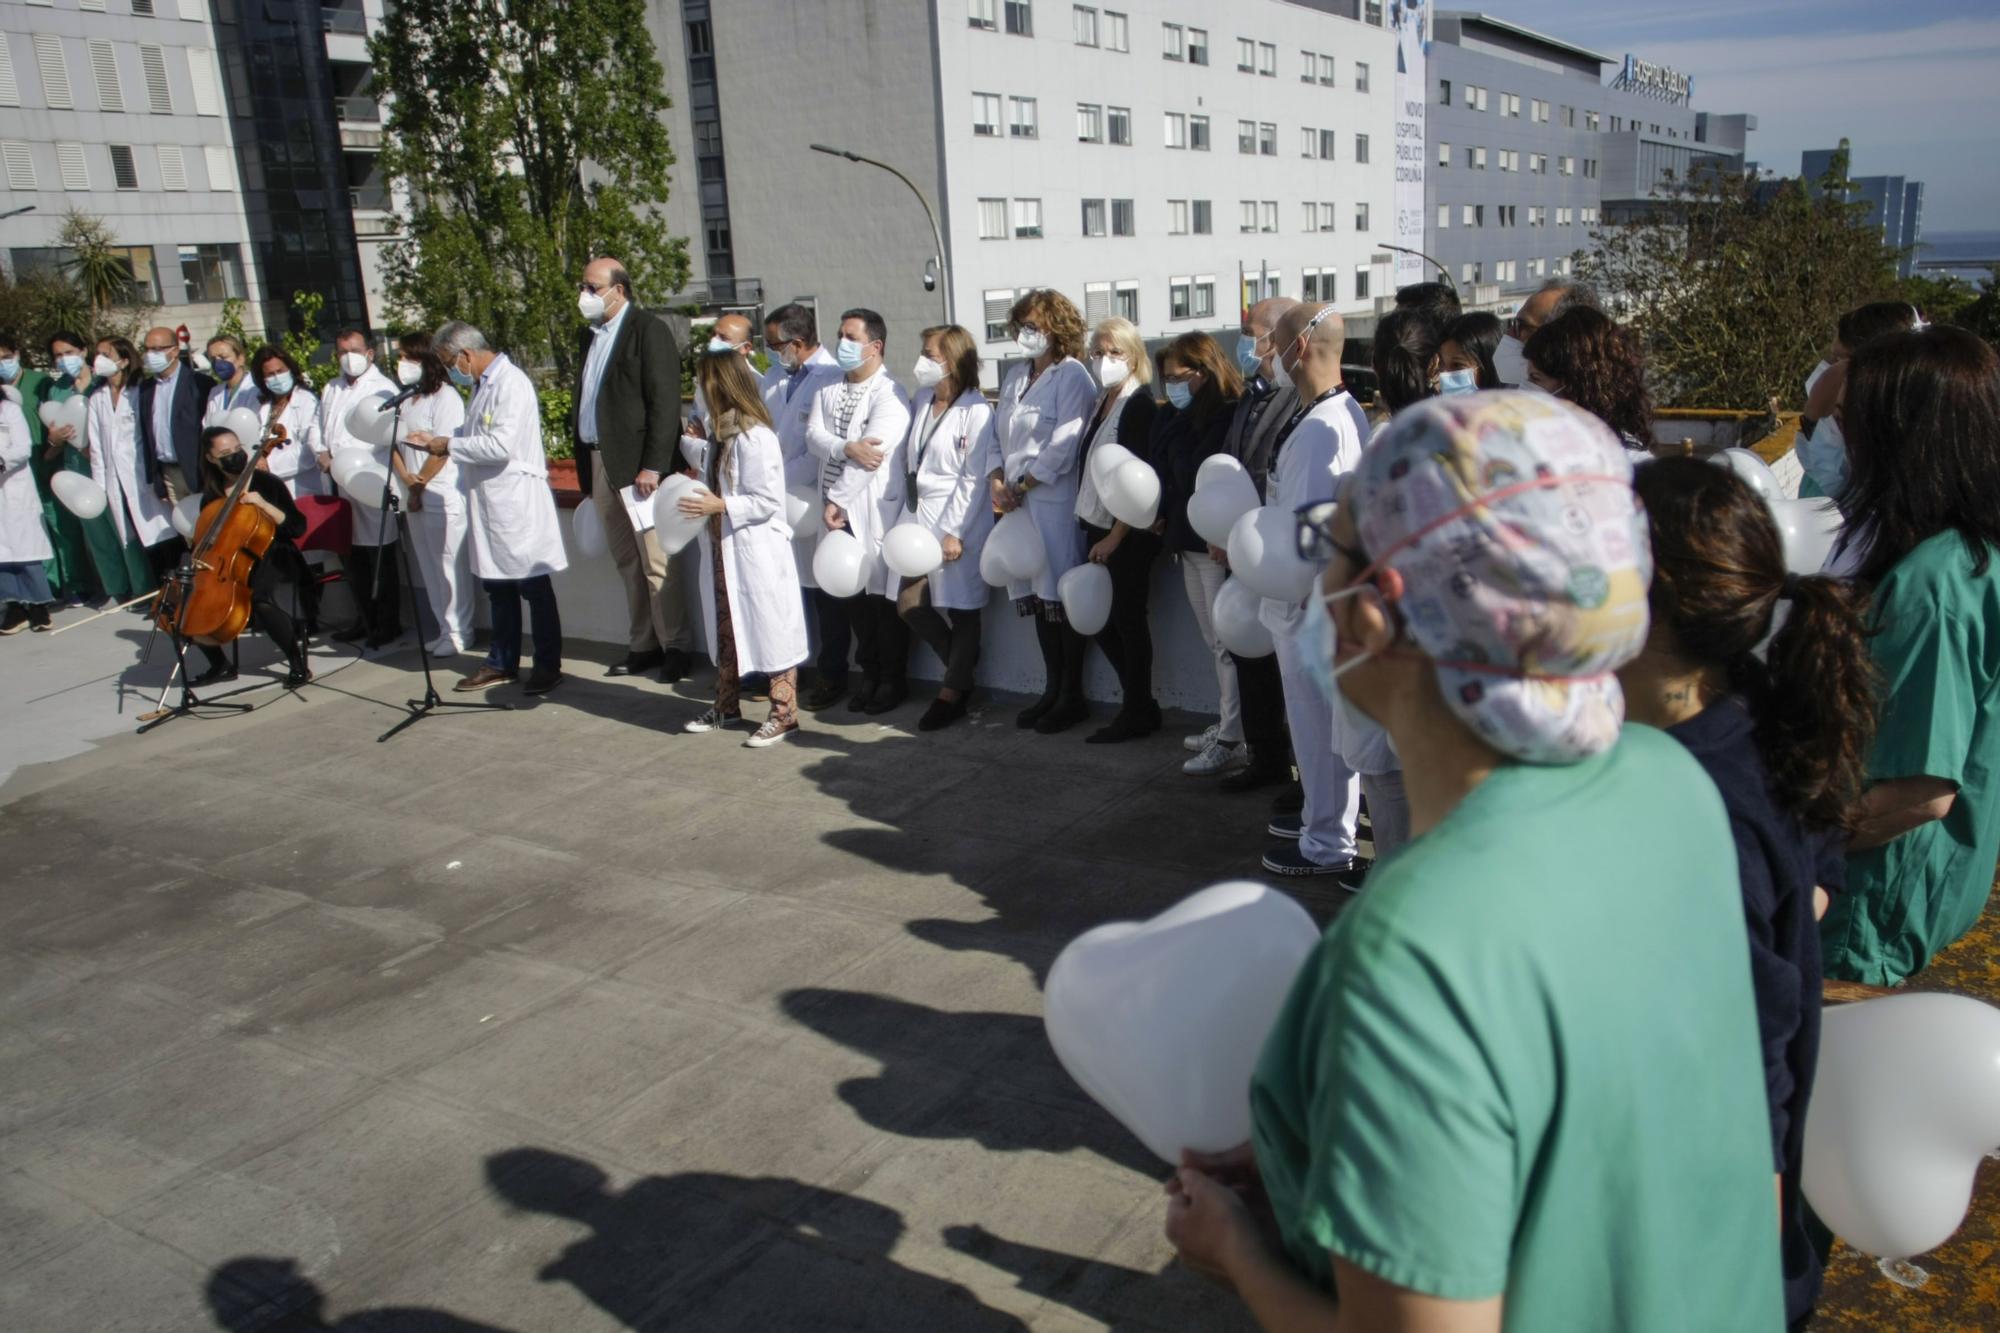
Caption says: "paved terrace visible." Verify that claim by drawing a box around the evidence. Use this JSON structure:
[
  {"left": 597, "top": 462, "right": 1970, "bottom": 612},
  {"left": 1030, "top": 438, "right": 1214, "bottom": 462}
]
[{"left": 1, "top": 614, "right": 1994, "bottom": 1330}]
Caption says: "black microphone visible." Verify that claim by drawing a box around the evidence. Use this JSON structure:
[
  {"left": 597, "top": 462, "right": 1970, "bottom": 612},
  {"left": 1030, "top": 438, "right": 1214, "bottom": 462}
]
[{"left": 378, "top": 382, "right": 425, "bottom": 410}]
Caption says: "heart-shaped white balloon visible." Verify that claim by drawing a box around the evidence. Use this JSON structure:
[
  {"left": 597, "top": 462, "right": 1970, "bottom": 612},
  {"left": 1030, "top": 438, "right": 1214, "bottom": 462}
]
[
  {"left": 989, "top": 508, "right": 1047, "bottom": 582},
  {"left": 571, "top": 497, "right": 608, "bottom": 560},
  {"left": 1188, "top": 470, "right": 1260, "bottom": 548},
  {"left": 170, "top": 493, "right": 204, "bottom": 541},
  {"left": 1711, "top": 447, "right": 1782, "bottom": 504},
  {"left": 1227, "top": 505, "right": 1317, "bottom": 604},
  {"left": 1102, "top": 458, "right": 1161, "bottom": 529},
  {"left": 50, "top": 471, "right": 108, "bottom": 520},
  {"left": 785, "top": 486, "right": 820, "bottom": 537},
  {"left": 812, "top": 528, "right": 871, "bottom": 598},
  {"left": 1057, "top": 561, "right": 1112, "bottom": 635},
  {"left": 1089, "top": 441, "right": 1136, "bottom": 493},
  {"left": 978, "top": 530, "right": 1011, "bottom": 588},
  {"left": 1195, "top": 453, "right": 1246, "bottom": 491},
  {"left": 882, "top": 522, "right": 944, "bottom": 579},
  {"left": 650, "top": 474, "right": 710, "bottom": 556},
  {"left": 221, "top": 406, "right": 263, "bottom": 447},
  {"left": 343, "top": 389, "right": 402, "bottom": 448},
  {"left": 1212, "top": 576, "right": 1274, "bottom": 657},
  {"left": 1044, "top": 881, "right": 1321, "bottom": 1164},
  {"left": 1803, "top": 992, "right": 2000, "bottom": 1264},
  {"left": 1770, "top": 496, "right": 1844, "bottom": 576}
]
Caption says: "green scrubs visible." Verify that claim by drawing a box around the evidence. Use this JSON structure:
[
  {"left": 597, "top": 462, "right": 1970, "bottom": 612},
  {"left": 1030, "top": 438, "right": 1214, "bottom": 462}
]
[
  {"left": 1825, "top": 531, "right": 2000, "bottom": 984},
  {"left": 45, "top": 378, "right": 154, "bottom": 601},
  {"left": 16, "top": 369, "right": 102, "bottom": 601},
  {"left": 1251, "top": 725, "right": 1783, "bottom": 1332}
]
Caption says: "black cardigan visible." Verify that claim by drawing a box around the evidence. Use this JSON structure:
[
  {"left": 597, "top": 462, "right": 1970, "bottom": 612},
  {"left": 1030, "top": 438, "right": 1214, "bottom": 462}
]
[{"left": 1152, "top": 401, "right": 1235, "bottom": 553}]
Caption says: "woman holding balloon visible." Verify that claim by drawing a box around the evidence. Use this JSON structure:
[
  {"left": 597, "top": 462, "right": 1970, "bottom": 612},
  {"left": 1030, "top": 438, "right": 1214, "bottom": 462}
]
[
  {"left": 84, "top": 336, "right": 171, "bottom": 601},
  {"left": 896, "top": 325, "right": 995, "bottom": 732},
  {"left": 247, "top": 345, "right": 327, "bottom": 499},
  {"left": 0, "top": 390, "right": 57, "bottom": 633}
]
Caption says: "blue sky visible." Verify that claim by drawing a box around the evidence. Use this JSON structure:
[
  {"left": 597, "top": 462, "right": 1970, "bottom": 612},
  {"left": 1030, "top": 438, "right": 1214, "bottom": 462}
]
[{"left": 1474, "top": 0, "right": 2000, "bottom": 234}]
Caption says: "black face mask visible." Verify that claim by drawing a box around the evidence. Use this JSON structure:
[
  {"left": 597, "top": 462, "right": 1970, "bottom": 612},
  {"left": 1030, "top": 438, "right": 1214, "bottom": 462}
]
[{"left": 218, "top": 452, "right": 249, "bottom": 476}]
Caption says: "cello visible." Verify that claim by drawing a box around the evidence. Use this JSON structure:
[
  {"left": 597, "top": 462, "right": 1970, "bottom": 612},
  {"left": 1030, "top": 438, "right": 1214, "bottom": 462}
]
[{"left": 152, "top": 422, "right": 289, "bottom": 647}]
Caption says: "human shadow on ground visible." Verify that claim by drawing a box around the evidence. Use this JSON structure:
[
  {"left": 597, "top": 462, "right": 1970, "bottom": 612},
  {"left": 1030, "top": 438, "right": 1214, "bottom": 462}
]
[
  {"left": 479, "top": 1146, "right": 1030, "bottom": 1330},
  {"left": 205, "top": 1256, "right": 512, "bottom": 1332},
  {"left": 942, "top": 1222, "right": 1260, "bottom": 1331}
]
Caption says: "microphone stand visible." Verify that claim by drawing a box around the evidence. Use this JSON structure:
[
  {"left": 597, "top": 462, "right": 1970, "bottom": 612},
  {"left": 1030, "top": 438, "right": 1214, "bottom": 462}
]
[{"left": 375, "top": 395, "right": 510, "bottom": 742}]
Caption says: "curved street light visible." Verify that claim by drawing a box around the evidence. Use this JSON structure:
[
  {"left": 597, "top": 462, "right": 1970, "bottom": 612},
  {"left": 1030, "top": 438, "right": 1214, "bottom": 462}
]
[
  {"left": 1374, "top": 240, "right": 1456, "bottom": 295},
  {"left": 810, "top": 144, "right": 953, "bottom": 325}
]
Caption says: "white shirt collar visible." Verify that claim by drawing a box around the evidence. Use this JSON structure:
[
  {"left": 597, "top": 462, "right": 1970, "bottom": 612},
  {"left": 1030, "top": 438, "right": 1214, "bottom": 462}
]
[{"left": 590, "top": 303, "right": 631, "bottom": 340}]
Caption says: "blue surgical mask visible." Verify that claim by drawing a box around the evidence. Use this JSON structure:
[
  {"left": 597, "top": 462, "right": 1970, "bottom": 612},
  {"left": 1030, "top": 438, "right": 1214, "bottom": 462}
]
[
  {"left": 1301, "top": 582, "right": 1398, "bottom": 771},
  {"left": 706, "top": 336, "right": 738, "bottom": 354},
  {"left": 143, "top": 349, "right": 171, "bottom": 376},
  {"left": 0, "top": 358, "right": 17, "bottom": 384},
  {"left": 1799, "top": 360, "right": 1849, "bottom": 501},
  {"left": 264, "top": 370, "right": 294, "bottom": 396},
  {"left": 447, "top": 365, "right": 476, "bottom": 389},
  {"left": 57, "top": 354, "right": 84, "bottom": 379},
  {"left": 1438, "top": 368, "right": 1478, "bottom": 396},
  {"left": 836, "top": 337, "right": 867, "bottom": 371},
  {"left": 1164, "top": 381, "right": 1193, "bottom": 410},
  {"left": 211, "top": 358, "right": 237, "bottom": 383},
  {"left": 1236, "top": 334, "right": 1263, "bottom": 376}
]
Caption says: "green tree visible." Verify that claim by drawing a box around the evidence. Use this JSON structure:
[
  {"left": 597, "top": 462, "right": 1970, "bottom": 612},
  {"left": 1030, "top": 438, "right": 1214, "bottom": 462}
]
[
  {"left": 1576, "top": 150, "right": 1902, "bottom": 410},
  {"left": 369, "top": 0, "right": 690, "bottom": 387},
  {"left": 283, "top": 290, "right": 339, "bottom": 392},
  {"left": 212, "top": 295, "right": 251, "bottom": 350},
  {"left": 1955, "top": 265, "right": 2000, "bottom": 347},
  {"left": 36, "top": 210, "right": 155, "bottom": 344}
]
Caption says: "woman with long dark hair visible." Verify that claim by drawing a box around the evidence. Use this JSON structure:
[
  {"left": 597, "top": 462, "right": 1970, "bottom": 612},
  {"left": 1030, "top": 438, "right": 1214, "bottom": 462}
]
[
  {"left": 1796, "top": 300, "right": 1926, "bottom": 503},
  {"left": 388, "top": 330, "right": 474, "bottom": 656},
  {"left": 1439, "top": 311, "right": 1503, "bottom": 391},
  {"left": 247, "top": 345, "right": 327, "bottom": 497},
  {"left": 1823, "top": 327, "right": 2000, "bottom": 985},
  {"left": 188, "top": 425, "right": 314, "bottom": 688},
  {"left": 1622, "top": 457, "right": 1876, "bottom": 1328},
  {"left": 1369, "top": 308, "right": 1443, "bottom": 414},
  {"left": 1522, "top": 307, "right": 1654, "bottom": 449}
]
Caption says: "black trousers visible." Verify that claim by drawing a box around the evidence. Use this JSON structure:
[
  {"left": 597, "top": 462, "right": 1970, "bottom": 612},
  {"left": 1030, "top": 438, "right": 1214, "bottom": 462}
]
[
  {"left": 197, "top": 596, "right": 303, "bottom": 672},
  {"left": 1083, "top": 524, "right": 1160, "bottom": 710},
  {"left": 850, "top": 592, "right": 909, "bottom": 686},
  {"left": 898, "top": 578, "right": 982, "bottom": 693},
  {"left": 1230, "top": 650, "right": 1289, "bottom": 765},
  {"left": 343, "top": 543, "right": 403, "bottom": 637},
  {"left": 814, "top": 587, "right": 853, "bottom": 684},
  {"left": 146, "top": 534, "right": 187, "bottom": 581}
]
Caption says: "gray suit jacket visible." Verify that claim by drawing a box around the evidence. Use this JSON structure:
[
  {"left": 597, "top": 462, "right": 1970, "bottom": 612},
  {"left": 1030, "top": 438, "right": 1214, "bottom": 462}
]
[{"left": 1222, "top": 379, "right": 1298, "bottom": 501}]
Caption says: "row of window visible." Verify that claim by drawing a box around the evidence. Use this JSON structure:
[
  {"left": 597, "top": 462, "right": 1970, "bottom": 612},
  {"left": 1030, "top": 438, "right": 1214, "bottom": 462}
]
[
  {"left": 1436, "top": 143, "right": 1598, "bottom": 178},
  {"left": 10, "top": 240, "right": 246, "bottom": 307},
  {"left": 1436, "top": 204, "right": 1600, "bottom": 229},
  {"left": 1, "top": 137, "right": 235, "bottom": 193},
  {"left": 978, "top": 266, "right": 1372, "bottom": 344},
  {"left": 0, "top": 30, "right": 227, "bottom": 117},
  {"left": 984, "top": 3, "right": 1378, "bottom": 90},
  {"left": 975, "top": 196, "right": 1372, "bottom": 240},
  {"left": 988, "top": 98, "right": 1376, "bottom": 156},
  {"left": 18, "top": 0, "right": 204, "bottom": 16},
  {"left": 1438, "top": 80, "right": 1684, "bottom": 139},
  {"left": 1454, "top": 255, "right": 1576, "bottom": 286}
]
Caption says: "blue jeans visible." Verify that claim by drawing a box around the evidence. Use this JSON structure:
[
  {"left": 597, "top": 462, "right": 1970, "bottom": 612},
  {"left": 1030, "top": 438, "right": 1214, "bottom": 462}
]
[{"left": 484, "top": 574, "right": 562, "bottom": 674}]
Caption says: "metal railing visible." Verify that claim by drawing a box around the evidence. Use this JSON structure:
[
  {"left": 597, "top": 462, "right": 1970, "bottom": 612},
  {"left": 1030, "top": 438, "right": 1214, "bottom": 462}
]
[
  {"left": 334, "top": 95, "right": 381, "bottom": 124},
  {"left": 321, "top": 7, "right": 367, "bottom": 36},
  {"left": 348, "top": 187, "right": 390, "bottom": 211},
  {"left": 678, "top": 277, "right": 764, "bottom": 307}
]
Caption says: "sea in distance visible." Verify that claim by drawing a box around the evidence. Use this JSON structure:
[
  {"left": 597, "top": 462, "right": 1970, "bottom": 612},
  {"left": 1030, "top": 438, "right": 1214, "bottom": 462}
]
[{"left": 1914, "top": 230, "right": 2000, "bottom": 283}]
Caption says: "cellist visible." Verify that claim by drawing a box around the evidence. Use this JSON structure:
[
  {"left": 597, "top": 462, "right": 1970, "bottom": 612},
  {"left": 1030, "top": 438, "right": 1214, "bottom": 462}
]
[{"left": 188, "top": 425, "right": 313, "bottom": 689}]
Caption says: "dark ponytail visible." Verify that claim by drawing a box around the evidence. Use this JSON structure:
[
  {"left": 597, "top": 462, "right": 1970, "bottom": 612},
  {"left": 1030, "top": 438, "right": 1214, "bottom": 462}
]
[
  {"left": 1371, "top": 307, "right": 1443, "bottom": 412},
  {"left": 1634, "top": 458, "right": 1877, "bottom": 832}
]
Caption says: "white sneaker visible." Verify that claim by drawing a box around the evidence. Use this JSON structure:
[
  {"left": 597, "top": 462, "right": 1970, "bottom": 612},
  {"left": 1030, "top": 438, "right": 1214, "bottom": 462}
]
[
  {"left": 1183, "top": 722, "right": 1220, "bottom": 753},
  {"left": 685, "top": 707, "right": 745, "bottom": 734},
  {"left": 1183, "top": 738, "right": 1247, "bottom": 776}
]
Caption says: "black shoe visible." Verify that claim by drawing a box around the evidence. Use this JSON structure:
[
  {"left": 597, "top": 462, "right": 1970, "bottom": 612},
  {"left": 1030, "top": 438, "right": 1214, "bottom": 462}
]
[
  {"left": 802, "top": 679, "right": 847, "bottom": 711},
  {"left": 364, "top": 628, "right": 403, "bottom": 650},
  {"left": 27, "top": 604, "right": 52, "bottom": 631},
  {"left": 332, "top": 623, "right": 369, "bottom": 644},
  {"left": 1015, "top": 693, "right": 1058, "bottom": 729},
  {"left": 658, "top": 649, "right": 693, "bottom": 683},
  {"left": 190, "top": 662, "right": 238, "bottom": 687},
  {"left": 1034, "top": 698, "right": 1089, "bottom": 735},
  {"left": 1220, "top": 763, "right": 1290, "bottom": 795},
  {"left": 283, "top": 662, "right": 313, "bottom": 690},
  {"left": 918, "top": 694, "right": 969, "bottom": 732},
  {"left": 0, "top": 605, "right": 28, "bottom": 635},
  {"left": 1084, "top": 707, "right": 1157, "bottom": 744},
  {"left": 523, "top": 668, "right": 564, "bottom": 696},
  {"left": 1269, "top": 782, "right": 1305, "bottom": 816},
  {"left": 607, "top": 648, "right": 666, "bottom": 678},
  {"left": 847, "top": 677, "right": 879, "bottom": 712},
  {"left": 863, "top": 679, "right": 908, "bottom": 715}
]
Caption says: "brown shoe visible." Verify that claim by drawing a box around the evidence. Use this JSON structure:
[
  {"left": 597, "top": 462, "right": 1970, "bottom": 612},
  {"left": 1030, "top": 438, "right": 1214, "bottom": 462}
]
[{"left": 454, "top": 666, "right": 517, "bottom": 692}]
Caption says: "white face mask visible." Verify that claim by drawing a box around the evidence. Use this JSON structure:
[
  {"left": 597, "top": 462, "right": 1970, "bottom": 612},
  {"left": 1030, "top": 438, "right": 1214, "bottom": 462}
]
[
  {"left": 142, "top": 349, "right": 171, "bottom": 376},
  {"left": 1493, "top": 333, "right": 1531, "bottom": 388},
  {"left": 1090, "top": 354, "right": 1129, "bottom": 390},
  {"left": 340, "top": 351, "right": 370, "bottom": 379},
  {"left": 777, "top": 347, "right": 800, "bottom": 371},
  {"left": 912, "top": 355, "right": 946, "bottom": 389},
  {"left": 1799, "top": 360, "right": 1849, "bottom": 499},
  {"left": 1015, "top": 327, "right": 1049, "bottom": 359},
  {"left": 94, "top": 353, "right": 120, "bottom": 379},
  {"left": 396, "top": 359, "right": 423, "bottom": 386},
  {"left": 578, "top": 289, "right": 608, "bottom": 323},
  {"left": 707, "top": 336, "right": 739, "bottom": 354}
]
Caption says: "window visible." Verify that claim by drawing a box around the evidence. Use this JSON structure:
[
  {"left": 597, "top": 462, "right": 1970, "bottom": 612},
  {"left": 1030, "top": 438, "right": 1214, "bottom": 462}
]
[
  {"left": 1237, "top": 38, "right": 1254, "bottom": 72},
  {"left": 1162, "top": 22, "right": 1183, "bottom": 60},
  {"left": 87, "top": 38, "right": 122, "bottom": 111},
  {"left": 972, "top": 91, "right": 1001, "bottom": 136},
  {"left": 1191, "top": 200, "right": 1211, "bottom": 234},
  {"left": 1107, "top": 105, "right": 1131, "bottom": 144},
  {"left": 1077, "top": 103, "right": 1103, "bottom": 142},
  {"left": 1497, "top": 204, "right": 1517, "bottom": 226},
  {"left": 1012, "top": 197, "right": 1043, "bottom": 237},
  {"left": 1239, "top": 200, "right": 1258, "bottom": 234},
  {"left": 1496, "top": 260, "right": 1517, "bottom": 283},
  {"left": 1470, "top": 84, "right": 1488, "bottom": 111},
  {"left": 1354, "top": 270, "right": 1370, "bottom": 300},
  {"left": 1366, "top": 0, "right": 1383, "bottom": 23},
  {"left": 156, "top": 142, "right": 185, "bottom": 190},
  {"left": 1354, "top": 133, "right": 1369, "bottom": 164},
  {"left": 1170, "top": 277, "right": 1191, "bottom": 320},
  {"left": 1301, "top": 49, "right": 1315, "bottom": 83},
  {"left": 1502, "top": 92, "right": 1520, "bottom": 118},
  {"left": 1319, "top": 202, "right": 1337, "bottom": 232},
  {"left": 2, "top": 141, "right": 35, "bottom": 191},
  {"left": 1237, "top": 119, "right": 1256, "bottom": 155},
  {"left": 1081, "top": 197, "right": 1106, "bottom": 237},
  {"left": 56, "top": 142, "right": 88, "bottom": 189},
  {"left": 138, "top": 43, "right": 173, "bottom": 113},
  {"left": 1559, "top": 155, "right": 1574, "bottom": 176},
  {"left": 179, "top": 242, "right": 243, "bottom": 303},
  {"left": 1259, "top": 122, "right": 1276, "bottom": 156},
  {"left": 978, "top": 197, "right": 1007, "bottom": 239},
  {"left": 1355, "top": 61, "right": 1369, "bottom": 93},
  {"left": 1528, "top": 205, "right": 1545, "bottom": 227},
  {"left": 1464, "top": 204, "right": 1482, "bottom": 226},
  {"left": 1320, "top": 55, "right": 1335, "bottom": 85},
  {"left": 1105, "top": 11, "right": 1128, "bottom": 51},
  {"left": 1168, "top": 199, "right": 1189, "bottom": 234},
  {"left": 1004, "top": 1, "right": 1033, "bottom": 36},
  {"left": 983, "top": 289, "right": 1015, "bottom": 341},
  {"left": 109, "top": 143, "right": 139, "bottom": 190},
  {"left": 1164, "top": 111, "right": 1187, "bottom": 148},
  {"left": 1009, "top": 96, "right": 1038, "bottom": 138},
  {"left": 1302, "top": 269, "right": 1319, "bottom": 299},
  {"left": 1188, "top": 28, "right": 1207, "bottom": 65},
  {"left": 1611, "top": 115, "right": 1623, "bottom": 133},
  {"left": 1115, "top": 282, "right": 1139, "bottom": 321},
  {"left": 1562, "top": 104, "right": 1574, "bottom": 127},
  {"left": 1259, "top": 201, "right": 1278, "bottom": 234},
  {"left": 185, "top": 45, "right": 221, "bottom": 116},
  {"left": 1083, "top": 281, "right": 1113, "bottom": 324},
  {"left": 1584, "top": 158, "right": 1598, "bottom": 179},
  {"left": 1300, "top": 127, "right": 1317, "bottom": 159},
  {"left": 1438, "top": 78, "right": 1451, "bottom": 105},
  {"left": 1460, "top": 261, "right": 1481, "bottom": 284},
  {"left": 1320, "top": 128, "right": 1337, "bottom": 160},
  {"left": 1531, "top": 152, "right": 1546, "bottom": 174},
  {"left": 1436, "top": 140, "right": 1452, "bottom": 168},
  {"left": 969, "top": 0, "right": 997, "bottom": 31},
  {"left": 0, "top": 34, "right": 16, "bottom": 107},
  {"left": 1189, "top": 115, "right": 1209, "bottom": 150},
  {"left": 1585, "top": 109, "right": 1600, "bottom": 132},
  {"left": 132, "top": 0, "right": 155, "bottom": 12},
  {"left": 1354, "top": 201, "right": 1369, "bottom": 232},
  {"left": 1471, "top": 146, "right": 1487, "bottom": 170},
  {"left": 1111, "top": 199, "right": 1134, "bottom": 236},
  {"left": 1499, "top": 149, "right": 1517, "bottom": 172},
  {"left": 1529, "top": 257, "right": 1546, "bottom": 278},
  {"left": 1302, "top": 201, "right": 1318, "bottom": 232},
  {"left": 203, "top": 144, "right": 234, "bottom": 191},
  {"left": 1073, "top": 5, "right": 1097, "bottom": 46},
  {"left": 1192, "top": 278, "right": 1215, "bottom": 318},
  {"left": 1258, "top": 42, "right": 1276, "bottom": 76},
  {"left": 1436, "top": 204, "right": 1449, "bottom": 229}
]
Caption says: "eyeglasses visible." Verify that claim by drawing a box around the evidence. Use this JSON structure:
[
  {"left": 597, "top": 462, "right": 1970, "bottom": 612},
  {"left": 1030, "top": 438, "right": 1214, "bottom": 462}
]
[
  {"left": 578, "top": 282, "right": 607, "bottom": 295},
  {"left": 1293, "top": 498, "right": 1365, "bottom": 565}
]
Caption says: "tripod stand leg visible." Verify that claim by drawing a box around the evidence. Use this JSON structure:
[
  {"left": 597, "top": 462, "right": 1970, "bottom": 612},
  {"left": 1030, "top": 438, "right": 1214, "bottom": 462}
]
[{"left": 375, "top": 492, "right": 512, "bottom": 742}]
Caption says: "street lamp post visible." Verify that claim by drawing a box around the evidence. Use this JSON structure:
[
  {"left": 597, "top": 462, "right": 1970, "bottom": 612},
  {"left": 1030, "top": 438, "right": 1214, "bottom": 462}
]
[
  {"left": 1375, "top": 241, "right": 1456, "bottom": 296},
  {"left": 0, "top": 205, "right": 37, "bottom": 221},
  {"left": 809, "top": 144, "right": 953, "bottom": 326}
]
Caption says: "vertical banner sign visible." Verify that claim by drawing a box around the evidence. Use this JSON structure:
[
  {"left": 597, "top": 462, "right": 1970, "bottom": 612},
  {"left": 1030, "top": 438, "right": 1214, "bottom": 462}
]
[{"left": 1392, "top": 1, "right": 1430, "bottom": 289}]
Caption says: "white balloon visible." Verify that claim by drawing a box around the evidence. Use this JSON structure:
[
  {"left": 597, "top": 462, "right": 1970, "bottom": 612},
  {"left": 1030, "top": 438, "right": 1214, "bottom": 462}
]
[
  {"left": 1188, "top": 471, "right": 1260, "bottom": 548},
  {"left": 650, "top": 474, "right": 710, "bottom": 556},
  {"left": 221, "top": 407, "right": 263, "bottom": 447},
  {"left": 329, "top": 448, "right": 402, "bottom": 510},
  {"left": 1058, "top": 561, "right": 1113, "bottom": 636},
  {"left": 1711, "top": 447, "right": 1782, "bottom": 503},
  {"left": 979, "top": 530, "right": 1012, "bottom": 588},
  {"left": 882, "top": 522, "right": 944, "bottom": 579},
  {"left": 1103, "top": 458, "right": 1161, "bottom": 529},
  {"left": 1803, "top": 993, "right": 2000, "bottom": 1262},
  {"left": 1045, "top": 882, "right": 1322, "bottom": 1163},
  {"left": 1089, "top": 442, "right": 1136, "bottom": 493},
  {"left": 1770, "top": 496, "right": 1844, "bottom": 576},
  {"left": 1195, "top": 452, "right": 1246, "bottom": 492},
  {"left": 990, "top": 508, "right": 1047, "bottom": 582},
  {"left": 51, "top": 397, "right": 86, "bottom": 438},
  {"left": 1227, "top": 505, "right": 1317, "bottom": 603},
  {"left": 1212, "top": 577, "right": 1274, "bottom": 657},
  {"left": 812, "top": 528, "right": 870, "bottom": 599},
  {"left": 171, "top": 493, "right": 203, "bottom": 541},
  {"left": 50, "top": 471, "right": 108, "bottom": 520},
  {"left": 571, "top": 497, "right": 608, "bottom": 560},
  {"left": 37, "top": 400, "right": 60, "bottom": 427},
  {"left": 785, "top": 487, "right": 818, "bottom": 536},
  {"left": 343, "top": 389, "right": 401, "bottom": 448}
]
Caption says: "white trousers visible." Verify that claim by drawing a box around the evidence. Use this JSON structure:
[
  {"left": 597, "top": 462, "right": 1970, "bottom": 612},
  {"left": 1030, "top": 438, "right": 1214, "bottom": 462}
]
[
  {"left": 1275, "top": 629, "right": 1359, "bottom": 865},
  {"left": 1180, "top": 553, "right": 1242, "bottom": 744},
  {"left": 406, "top": 499, "right": 475, "bottom": 651}
]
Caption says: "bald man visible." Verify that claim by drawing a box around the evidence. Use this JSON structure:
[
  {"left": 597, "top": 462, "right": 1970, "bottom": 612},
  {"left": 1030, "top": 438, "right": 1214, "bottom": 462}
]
[
  {"left": 571, "top": 255, "right": 693, "bottom": 681},
  {"left": 708, "top": 313, "right": 757, "bottom": 361},
  {"left": 1256, "top": 303, "right": 1372, "bottom": 884},
  {"left": 134, "top": 324, "right": 215, "bottom": 509}
]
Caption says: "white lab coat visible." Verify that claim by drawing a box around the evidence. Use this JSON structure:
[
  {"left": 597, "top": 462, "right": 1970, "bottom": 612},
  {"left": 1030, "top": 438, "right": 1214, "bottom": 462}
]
[
  {"left": 760, "top": 347, "right": 844, "bottom": 585},
  {"left": 396, "top": 386, "right": 474, "bottom": 648},
  {"left": 319, "top": 365, "right": 401, "bottom": 545},
  {"left": 1257, "top": 389, "right": 1369, "bottom": 639},
  {"left": 990, "top": 356, "right": 1096, "bottom": 602},
  {"left": 0, "top": 398, "right": 54, "bottom": 565},
  {"left": 904, "top": 387, "right": 998, "bottom": 611},
  {"left": 694, "top": 421, "right": 809, "bottom": 674},
  {"left": 257, "top": 387, "right": 328, "bottom": 498},
  {"left": 807, "top": 367, "right": 911, "bottom": 598},
  {"left": 448, "top": 354, "right": 567, "bottom": 580},
  {"left": 205, "top": 379, "right": 259, "bottom": 421},
  {"left": 87, "top": 384, "right": 175, "bottom": 547}
]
